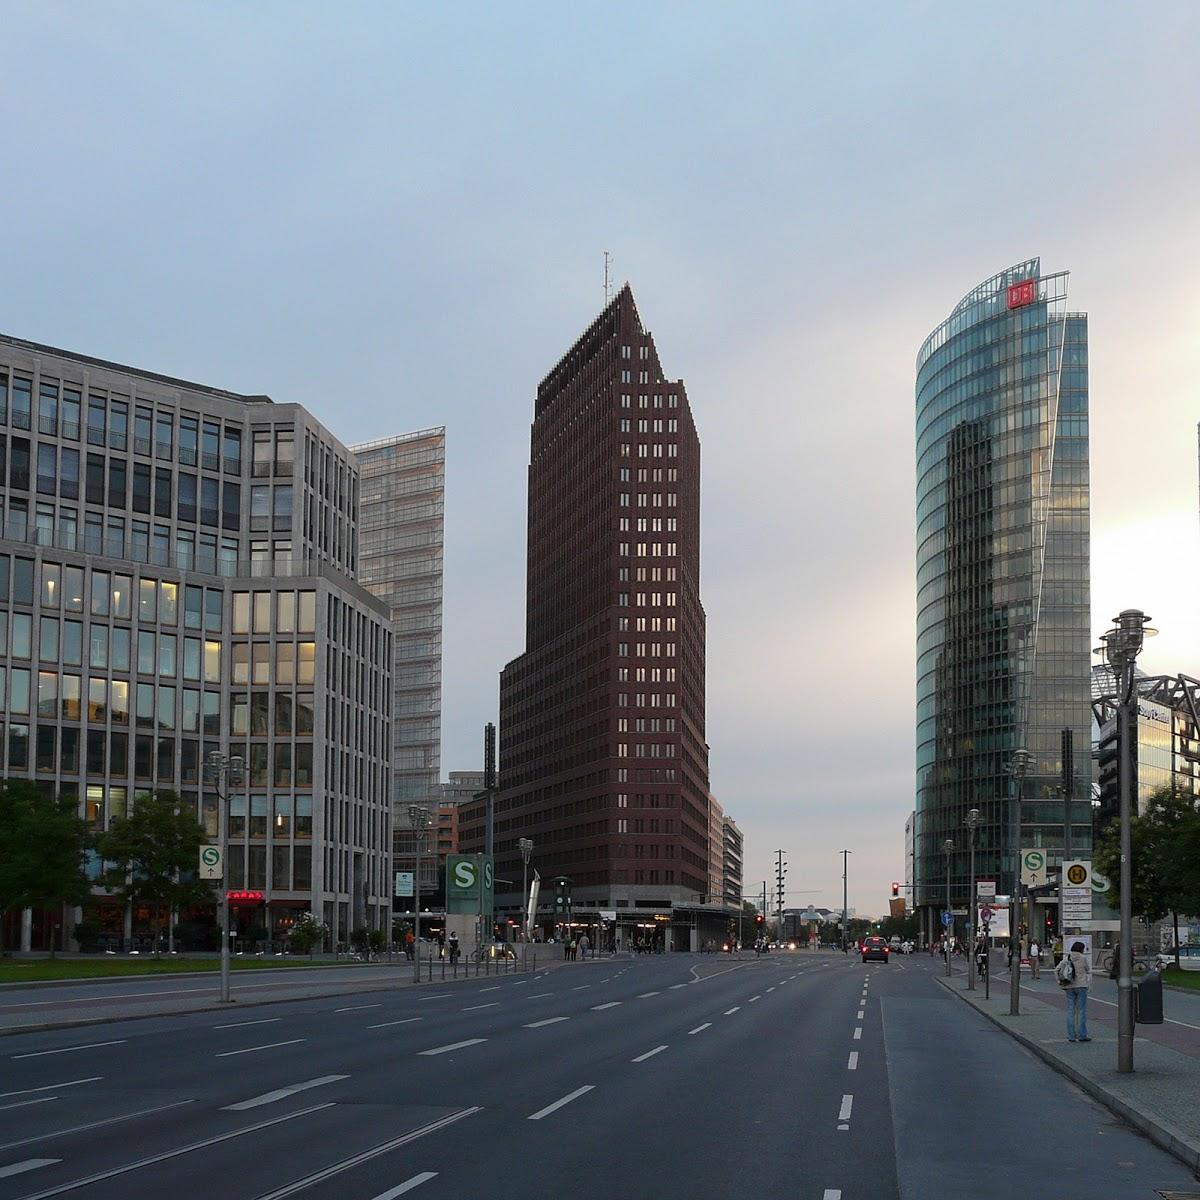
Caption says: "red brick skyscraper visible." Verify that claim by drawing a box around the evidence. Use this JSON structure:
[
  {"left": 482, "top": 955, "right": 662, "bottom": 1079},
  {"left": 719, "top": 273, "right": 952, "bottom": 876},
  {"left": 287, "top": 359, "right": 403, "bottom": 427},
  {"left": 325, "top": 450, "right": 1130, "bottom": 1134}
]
[{"left": 467, "top": 285, "right": 710, "bottom": 920}]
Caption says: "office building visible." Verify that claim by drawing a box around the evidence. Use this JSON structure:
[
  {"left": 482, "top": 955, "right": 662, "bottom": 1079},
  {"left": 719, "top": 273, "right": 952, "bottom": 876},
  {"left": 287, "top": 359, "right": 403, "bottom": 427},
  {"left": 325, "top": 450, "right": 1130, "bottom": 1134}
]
[
  {"left": 707, "top": 794, "right": 725, "bottom": 904},
  {"left": 722, "top": 815, "right": 743, "bottom": 908},
  {"left": 914, "top": 260, "right": 1092, "bottom": 944},
  {"left": 0, "top": 333, "right": 392, "bottom": 952}
]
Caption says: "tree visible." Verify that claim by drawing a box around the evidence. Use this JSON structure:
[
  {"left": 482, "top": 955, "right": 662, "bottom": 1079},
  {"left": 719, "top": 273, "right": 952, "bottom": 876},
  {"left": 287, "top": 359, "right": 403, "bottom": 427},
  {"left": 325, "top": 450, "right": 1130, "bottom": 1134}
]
[
  {"left": 0, "top": 781, "right": 90, "bottom": 952},
  {"left": 289, "top": 912, "right": 328, "bottom": 957},
  {"left": 1096, "top": 786, "right": 1200, "bottom": 968},
  {"left": 94, "top": 791, "right": 209, "bottom": 954}
]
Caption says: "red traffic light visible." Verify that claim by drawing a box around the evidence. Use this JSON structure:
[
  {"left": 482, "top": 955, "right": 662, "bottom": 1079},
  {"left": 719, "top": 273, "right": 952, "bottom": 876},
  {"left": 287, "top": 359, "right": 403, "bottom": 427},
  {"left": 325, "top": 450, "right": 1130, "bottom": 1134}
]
[
  {"left": 755, "top": 913, "right": 764, "bottom": 926},
  {"left": 891, "top": 882, "right": 900, "bottom": 897},
  {"left": 226, "top": 890, "right": 265, "bottom": 905}
]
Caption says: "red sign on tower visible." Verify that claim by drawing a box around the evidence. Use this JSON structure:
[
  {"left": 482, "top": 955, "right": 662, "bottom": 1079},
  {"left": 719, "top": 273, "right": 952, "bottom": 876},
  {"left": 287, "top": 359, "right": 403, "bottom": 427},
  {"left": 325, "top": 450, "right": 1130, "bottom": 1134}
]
[{"left": 1006, "top": 279, "right": 1037, "bottom": 309}]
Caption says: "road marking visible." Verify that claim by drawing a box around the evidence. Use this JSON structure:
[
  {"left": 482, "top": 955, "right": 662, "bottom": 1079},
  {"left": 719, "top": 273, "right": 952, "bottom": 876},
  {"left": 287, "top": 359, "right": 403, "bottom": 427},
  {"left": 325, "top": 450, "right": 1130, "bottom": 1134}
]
[
  {"left": 512, "top": 979, "right": 529, "bottom": 986},
  {"left": 334, "top": 1003, "right": 381, "bottom": 1013},
  {"left": 856, "top": 1010, "right": 864, "bottom": 1020},
  {"left": 369, "top": 1018, "right": 423, "bottom": 1029},
  {"left": 0, "top": 1078, "right": 101, "bottom": 1100},
  {"left": 591, "top": 1001, "right": 623, "bottom": 1011},
  {"left": 224, "top": 1075, "right": 348, "bottom": 1112},
  {"left": 418, "top": 1039, "right": 487, "bottom": 1056},
  {"left": 528, "top": 992, "right": 554, "bottom": 998},
  {"left": 213, "top": 1018, "right": 282, "bottom": 1030},
  {"left": 528, "top": 1084, "right": 594, "bottom": 1121},
  {"left": 724, "top": 1007, "right": 740, "bottom": 1015},
  {"left": 0, "top": 1097, "right": 57, "bottom": 1113},
  {"left": 0, "top": 1100, "right": 194, "bottom": 1153},
  {"left": 414, "top": 993, "right": 453, "bottom": 1001},
  {"left": 853, "top": 1027, "right": 862, "bottom": 1040},
  {"left": 670, "top": 983, "right": 688, "bottom": 990},
  {"left": 12, "top": 1103, "right": 333, "bottom": 1200},
  {"left": 632, "top": 1045, "right": 668, "bottom": 1062},
  {"left": 572, "top": 985, "right": 590, "bottom": 991},
  {"left": 847, "top": 1052, "right": 859, "bottom": 1070},
  {"left": 216, "top": 1039, "right": 305, "bottom": 1057},
  {"left": 1086, "top": 995, "right": 1200, "bottom": 1031},
  {"left": 839, "top": 1094, "right": 853, "bottom": 1121},
  {"left": 253, "top": 1109, "right": 478, "bottom": 1200},
  {"left": 0, "top": 1161, "right": 60, "bottom": 1180},
  {"left": 638, "top": 991, "right": 661, "bottom": 998},
  {"left": 749, "top": 995, "right": 761, "bottom": 1003},
  {"left": 12, "top": 1040, "right": 125, "bottom": 1060},
  {"left": 688, "top": 1023, "right": 712, "bottom": 1035},
  {"left": 525, "top": 1017, "right": 569, "bottom": 1028},
  {"left": 480, "top": 985, "right": 502, "bottom": 992},
  {"left": 370, "top": 1173, "right": 438, "bottom": 1198},
  {"left": 462, "top": 1003, "right": 500, "bottom": 1012},
  {"left": 823, "top": 1190, "right": 842, "bottom": 1199}
]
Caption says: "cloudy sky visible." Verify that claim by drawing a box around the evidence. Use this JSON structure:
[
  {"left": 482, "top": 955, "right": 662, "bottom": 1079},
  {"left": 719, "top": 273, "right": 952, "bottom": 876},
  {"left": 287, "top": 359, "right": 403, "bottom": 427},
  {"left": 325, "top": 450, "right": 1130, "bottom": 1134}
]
[{"left": 2, "top": 3, "right": 1198, "bottom": 914}]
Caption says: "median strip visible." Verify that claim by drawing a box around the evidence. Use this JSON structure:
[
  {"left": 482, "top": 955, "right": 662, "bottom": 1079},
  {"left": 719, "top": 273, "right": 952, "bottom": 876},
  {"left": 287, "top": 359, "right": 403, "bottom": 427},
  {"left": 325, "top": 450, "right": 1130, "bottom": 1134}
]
[{"left": 528, "top": 1085, "right": 594, "bottom": 1121}]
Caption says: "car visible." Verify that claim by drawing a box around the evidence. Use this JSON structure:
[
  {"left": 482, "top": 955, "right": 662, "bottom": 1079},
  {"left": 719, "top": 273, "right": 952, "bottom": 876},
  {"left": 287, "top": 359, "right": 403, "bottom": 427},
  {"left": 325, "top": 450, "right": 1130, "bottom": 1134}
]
[{"left": 862, "top": 935, "right": 890, "bottom": 963}]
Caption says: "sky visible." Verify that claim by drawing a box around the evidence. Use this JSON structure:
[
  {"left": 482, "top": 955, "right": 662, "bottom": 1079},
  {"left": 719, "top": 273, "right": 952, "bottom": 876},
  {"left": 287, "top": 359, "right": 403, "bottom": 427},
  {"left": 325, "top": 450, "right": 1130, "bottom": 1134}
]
[{"left": 2, "top": 3, "right": 1199, "bottom": 915}]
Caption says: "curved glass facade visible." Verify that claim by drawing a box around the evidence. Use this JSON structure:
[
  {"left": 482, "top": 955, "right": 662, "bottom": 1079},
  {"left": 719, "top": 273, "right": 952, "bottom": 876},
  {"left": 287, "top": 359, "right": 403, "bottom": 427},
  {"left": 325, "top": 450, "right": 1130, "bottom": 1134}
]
[{"left": 914, "top": 259, "right": 1092, "bottom": 921}]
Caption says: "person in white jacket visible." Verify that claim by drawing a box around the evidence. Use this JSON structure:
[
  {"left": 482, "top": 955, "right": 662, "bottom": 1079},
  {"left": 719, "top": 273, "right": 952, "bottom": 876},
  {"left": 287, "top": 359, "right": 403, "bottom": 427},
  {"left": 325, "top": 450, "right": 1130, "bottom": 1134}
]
[{"left": 1059, "top": 940, "right": 1092, "bottom": 1042}]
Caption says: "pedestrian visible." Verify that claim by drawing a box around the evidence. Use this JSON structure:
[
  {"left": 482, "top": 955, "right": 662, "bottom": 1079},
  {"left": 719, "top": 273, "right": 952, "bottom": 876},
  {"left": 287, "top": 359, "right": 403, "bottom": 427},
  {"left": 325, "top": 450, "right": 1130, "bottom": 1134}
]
[
  {"left": 1056, "top": 939, "right": 1092, "bottom": 1042},
  {"left": 448, "top": 930, "right": 459, "bottom": 965},
  {"left": 578, "top": 933, "right": 590, "bottom": 959},
  {"left": 404, "top": 929, "right": 414, "bottom": 962},
  {"left": 1028, "top": 938, "right": 1041, "bottom": 980}
]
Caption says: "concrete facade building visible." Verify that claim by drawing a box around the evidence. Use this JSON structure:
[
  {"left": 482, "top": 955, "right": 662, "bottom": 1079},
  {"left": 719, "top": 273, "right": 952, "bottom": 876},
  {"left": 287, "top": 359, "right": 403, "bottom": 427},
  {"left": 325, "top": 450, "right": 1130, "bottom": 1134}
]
[
  {"left": 721, "top": 815, "right": 743, "bottom": 908},
  {"left": 707, "top": 794, "right": 724, "bottom": 904},
  {"left": 0, "top": 334, "right": 392, "bottom": 952}
]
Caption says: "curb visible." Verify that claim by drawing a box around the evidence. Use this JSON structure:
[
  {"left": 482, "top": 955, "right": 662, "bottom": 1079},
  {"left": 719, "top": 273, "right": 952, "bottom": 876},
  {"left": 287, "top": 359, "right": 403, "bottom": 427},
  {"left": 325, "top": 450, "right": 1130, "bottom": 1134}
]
[{"left": 934, "top": 975, "right": 1200, "bottom": 1177}]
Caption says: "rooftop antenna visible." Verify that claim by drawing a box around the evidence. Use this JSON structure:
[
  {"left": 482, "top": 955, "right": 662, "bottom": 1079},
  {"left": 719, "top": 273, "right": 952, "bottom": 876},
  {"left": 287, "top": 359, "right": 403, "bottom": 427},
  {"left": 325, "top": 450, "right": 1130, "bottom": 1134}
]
[{"left": 603, "top": 251, "right": 613, "bottom": 305}]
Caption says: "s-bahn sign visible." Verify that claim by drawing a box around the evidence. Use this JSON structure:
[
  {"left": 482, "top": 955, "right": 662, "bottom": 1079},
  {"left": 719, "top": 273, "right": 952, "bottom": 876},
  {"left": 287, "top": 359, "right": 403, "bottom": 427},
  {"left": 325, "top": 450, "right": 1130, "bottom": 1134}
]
[{"left": 446, "top": 854, "right": 494, "bottom": 914}]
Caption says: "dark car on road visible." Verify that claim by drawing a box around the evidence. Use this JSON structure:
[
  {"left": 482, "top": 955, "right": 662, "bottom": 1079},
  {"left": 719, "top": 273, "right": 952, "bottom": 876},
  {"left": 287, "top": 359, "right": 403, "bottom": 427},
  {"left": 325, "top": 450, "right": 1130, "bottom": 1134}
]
[{"left": 861, "top": 935, "right": 890, "bottom": 964}]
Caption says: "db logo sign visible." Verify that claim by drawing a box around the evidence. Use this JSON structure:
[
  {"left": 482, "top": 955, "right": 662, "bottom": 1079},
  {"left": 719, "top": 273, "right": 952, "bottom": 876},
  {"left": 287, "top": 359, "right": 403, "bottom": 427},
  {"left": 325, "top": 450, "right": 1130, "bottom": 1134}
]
[{"left": 1066, "top": 864, "right": 1088, "bottom": 886}]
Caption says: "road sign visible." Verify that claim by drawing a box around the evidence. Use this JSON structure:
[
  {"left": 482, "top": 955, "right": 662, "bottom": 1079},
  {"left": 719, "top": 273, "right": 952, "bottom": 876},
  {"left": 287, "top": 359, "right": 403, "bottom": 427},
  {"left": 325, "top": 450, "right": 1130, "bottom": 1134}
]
[
  {"left": 1091, "top": 870, "right": 1111, "bottom": 893},
  {"left": 1021, "top": 849, "right": 1047, "bottom": 888},
  {"left": 941, "top": 910, "right": 954, "bottom": 927},
  {"left": 1063, "top": 860, "right": 1092, "bottom": 888},
  {"left": 446, "top": 854, "right": 494, "bottom": 915},
  {"left": 1061, "top": 860, "right": 1093, "bottom": 925},
  {"left": 199, "top": 845, "right": 223, "bottom": 880},
  {"left": 979, "top": 905, "right": 995, "bottom": 924},
  {"left": 977, "top": 880, "right": 996, "bottom": 900},
  {"left": 393, "top": 870, "right": 414, "bottom": 898}
]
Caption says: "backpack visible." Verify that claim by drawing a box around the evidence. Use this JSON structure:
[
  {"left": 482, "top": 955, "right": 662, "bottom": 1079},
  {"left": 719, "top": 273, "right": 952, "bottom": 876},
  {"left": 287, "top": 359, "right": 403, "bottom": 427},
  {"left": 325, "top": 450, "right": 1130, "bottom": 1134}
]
[{"left": 1056, "top": 955, "right": 1076, "bottom": 986}]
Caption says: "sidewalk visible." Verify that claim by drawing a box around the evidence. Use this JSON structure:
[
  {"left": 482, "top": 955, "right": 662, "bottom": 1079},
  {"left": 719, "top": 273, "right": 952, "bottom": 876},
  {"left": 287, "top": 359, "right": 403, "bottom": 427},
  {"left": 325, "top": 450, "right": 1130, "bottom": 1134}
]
[{"left": 934, "top": 963, "right": 1200, "bottom": 1175}]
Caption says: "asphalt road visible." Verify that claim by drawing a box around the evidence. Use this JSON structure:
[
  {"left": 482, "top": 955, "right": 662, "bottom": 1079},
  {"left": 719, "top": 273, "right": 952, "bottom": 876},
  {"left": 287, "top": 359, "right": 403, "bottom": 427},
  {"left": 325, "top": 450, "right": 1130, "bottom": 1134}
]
[{"left": 0, "top": 949, "right": 1194, "bottom": 1200}]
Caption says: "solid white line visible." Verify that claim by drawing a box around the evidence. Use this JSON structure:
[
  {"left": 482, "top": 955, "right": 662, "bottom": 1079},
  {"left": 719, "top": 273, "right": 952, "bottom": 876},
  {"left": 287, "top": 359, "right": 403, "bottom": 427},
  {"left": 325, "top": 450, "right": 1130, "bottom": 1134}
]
[
  {"left": 254, "top": 1109, "right": 478, "bottom": 1200},
  {"left": 370, "top": 1172, "right": 438, "bottom": 1199},
  {"left": 839, "top": 1094, "right": 853, "bottom": 1121},
  {"left": 591, "top": 1002, "right": 621, "bottom": 1011},
  {"left": 462, "top": 1003, "right": 499, "bottom": 1012},
  {"left": 0, "top": 1097, "right": 57, "bottom": 1113},
  {"left": 0, "top": 1077, "right": 101, "bottom": 1100},
  {"left": 418, "top": 1039, "right": 486, "bottom": 1056},
  {"left": 223, "top": 1075, "right": 348, "bottom": 1111},
  {"left": 13, "top": 1103, "right": 333, "bottom": 1200},
  {"left": 369, "top": 1018, "right": 423, "bottom": 1029},
  {"left": 525, "top": 1017, "right": 569, "bottom": 1028},
  {"left": 637, "top": 991, "right": 661, "bottom": 998},
  {"left": 853, "top": 1027, "right": 862, "bottom": 1040},
  {"left": 847, "top": 1052, "right": 859, "bottom": 1070},
  {"left": 724, "top": 1007, "right": 740, "bottom": 1015},
  {"left": 13, "top": 1040, "right": 125, "bottom": 1060},
  {"left": 688, "top": 1023, "right": 712, "bottom": 1035},
  {"left": 213, "top": 1018, "right": 281, "bottom": 1030},
  {"left": 0, "top": 1161, "right": 60, "bottom": 1180},
  {"left": 216, "top": 1039, "right": 305, "bottom": 1057},
  {"left": 0, "top": 1100, "right": 194, "bottom": 1153},
  {"left": 632, "top": 1045, "right": 668, "bottom": 1062},
  {"left": 528, "top": 1084, "right": 594, "bottom": 1121},
  {"left": 334, "top": 1004, "right": 381, "bottom": 1013}
]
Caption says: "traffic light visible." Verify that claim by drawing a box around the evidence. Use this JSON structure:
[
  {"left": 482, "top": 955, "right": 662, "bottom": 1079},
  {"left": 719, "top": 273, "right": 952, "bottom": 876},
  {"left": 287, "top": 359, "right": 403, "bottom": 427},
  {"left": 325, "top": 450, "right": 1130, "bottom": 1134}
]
[
  {"left": 755, "top": 913, "right": 764, "bottom": 928},
  {"left": 891, "top": 882, "right": 900, "bottom": 898},
  {"left": 554, "top": 877, "right": 571, "bottom": 912}
]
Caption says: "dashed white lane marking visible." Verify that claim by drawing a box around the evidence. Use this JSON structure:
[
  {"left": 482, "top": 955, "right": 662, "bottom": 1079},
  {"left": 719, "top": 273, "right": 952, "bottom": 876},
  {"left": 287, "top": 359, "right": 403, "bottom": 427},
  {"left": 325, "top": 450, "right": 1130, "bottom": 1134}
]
[
  {"left": 0, "top": 1097, "right": 58, "bottom": 1113},
  {"left": 334, "top": 1004, "right": 381, "bottom": 1013},
  {"left": 224, "top": 1075, "right": 348, "bottom": 1111},
  {"left": 418, "top": 1039, "right": 487, "bottom": 1056},
  {"left": 527, "top": 1084, "right": 594, "bottom": 1121},
  {"left": 632, "top": 1045, "right": 668, "bottom": 1063},
  {"left": 572, "top": 985, "right": 590, "bottom": 991},
  {"left": 856, "top": 1010, "right": 864, "bottom": 1020},
  {"left": 216, "top": 1039, "right": 305, "bottom": 1057},
  {"left": 0, "top": 1078, "right": 101, "bottom": 1101},
  {"left": 511, "top": 980, "right": 529, "bottom": 986},
  {"left": 414, "top": 994, "right": 453, "bottom": 1001},
  {"left": 688, "top": 1023, "right": 712, "bottom": 1035},
  {"left": 748, "top": 995, "right": 761, "bottom": 1003},
  {"left": 368, "top": 1018, "right": 423, "bottom": 1029},
  {"left": 591, "top": 1002, "right": 622, "bottom": 1011},
  {"left": 847, "top": 1052, "right": 859, "bottom": 1070},
  {"left": 370, "top": 1172, "right": 438, "bottom": 1198},
  {"left": 0, "top": 1160, "right": 60, "bottom": 1180},
  {"left": 13, "top": 1040, "right": 125, "bottom": 1060},
  {"left": 525, "top": 1017, "right": 570, "bottom": 1028},
  {"left": 767, "top": 986, "right": 776, "bottom": 993},
  {"left": 853, "top": 1027, "right": 862, "bottom": 1040},
  {"left": 724, "top": 1007, "right": 740, "bottom": 1015},
  {"left": 528, "top": 992, "right": 554, "bottom": 999},
  {"left": 480, "top": 986, "right": 502, "bottom": 993},
  {"left": 213, "top": 1018, "right": 282, "bottom": 1030},
  {"left": 637, "top": 991, "right": 661, "bottom": 998},
  {"left": 670, "top": 983, "right": 689, "bottom": 990},
  {"left": 823, "top": 1190, "right": 842, "bottom": 1199},
  {"left": 839, "top": 1094, "right": 853, "bottom": 1120},
  {"left": 462, "top": 1003, "right": 499, "bottom": 1012}
]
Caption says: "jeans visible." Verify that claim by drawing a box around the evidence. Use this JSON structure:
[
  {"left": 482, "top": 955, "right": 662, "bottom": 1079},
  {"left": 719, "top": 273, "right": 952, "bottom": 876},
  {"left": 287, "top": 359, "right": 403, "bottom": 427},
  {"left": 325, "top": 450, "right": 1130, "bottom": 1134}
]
[{"left": 1066, "top": 988, "right": 1089, "bottom": 1040}]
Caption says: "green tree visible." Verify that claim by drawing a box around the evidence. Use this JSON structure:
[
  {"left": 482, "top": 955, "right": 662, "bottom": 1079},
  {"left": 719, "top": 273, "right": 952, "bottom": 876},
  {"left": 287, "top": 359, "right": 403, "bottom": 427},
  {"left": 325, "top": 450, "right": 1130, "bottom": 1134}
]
[
  {"left": 0, "top": 780, "right": 90, "bottom": 953},
  {"left": 1096, "top": 786, "right": 1200, "bottom": 968},
  {"left": 94, "top": 791, "right": 209, "bottom": 954}
]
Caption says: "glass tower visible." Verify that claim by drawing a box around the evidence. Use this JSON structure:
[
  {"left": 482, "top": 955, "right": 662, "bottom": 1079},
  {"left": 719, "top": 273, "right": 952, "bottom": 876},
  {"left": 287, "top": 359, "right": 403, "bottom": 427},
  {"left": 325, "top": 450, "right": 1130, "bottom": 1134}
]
[{"left": 914, "top": 259, "right": 1092, "bottom": 932}]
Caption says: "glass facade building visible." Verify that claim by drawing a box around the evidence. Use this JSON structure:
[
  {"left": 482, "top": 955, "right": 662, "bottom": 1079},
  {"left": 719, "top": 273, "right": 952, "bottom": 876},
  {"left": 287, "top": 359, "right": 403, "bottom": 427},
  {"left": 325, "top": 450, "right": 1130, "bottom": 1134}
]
[
  {"left": 0, "top": 333, "right": 393, "bottom": 952},
  {"left": 914, "top": 260, "right": 1092, "bottom": 936}
]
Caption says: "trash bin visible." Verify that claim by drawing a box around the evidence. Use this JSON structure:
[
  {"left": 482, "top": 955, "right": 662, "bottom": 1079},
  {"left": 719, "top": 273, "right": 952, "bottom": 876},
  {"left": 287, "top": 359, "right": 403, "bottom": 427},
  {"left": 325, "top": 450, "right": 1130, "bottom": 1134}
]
[{"left": 1135, "top": 970, "right": 1164, "bottom": 1024}]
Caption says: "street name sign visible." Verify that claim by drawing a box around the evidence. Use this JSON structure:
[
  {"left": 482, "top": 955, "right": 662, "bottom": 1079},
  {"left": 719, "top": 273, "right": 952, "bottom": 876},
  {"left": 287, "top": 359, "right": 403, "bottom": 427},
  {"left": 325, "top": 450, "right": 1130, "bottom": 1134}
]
[
  {"left": 199, "top": 845, "right": 223, "bottom": 880},
  {"left": 1021, "top": 849, "right": 1047, "bottom": 888},
  {"left": 394, "top": 871, "right": 414, "bottom": 898},
  {"left": 977, "top": 880, "right": 996, "bottom": 900}
]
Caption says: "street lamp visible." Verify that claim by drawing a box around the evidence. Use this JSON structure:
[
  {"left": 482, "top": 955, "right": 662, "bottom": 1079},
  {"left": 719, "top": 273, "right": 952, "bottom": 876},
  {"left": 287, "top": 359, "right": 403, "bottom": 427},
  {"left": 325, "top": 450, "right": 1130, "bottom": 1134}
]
[
  {"left": 408, "top": 805, "right": 431, "bottom": 984},
  {"left": 204, "top": 750, "right": 245, "bottom": 1004},
  {"left": 840, "top": 850, "right": 851, "bottom": 953},
  {"left": 1095, "top": 609, "right": 1156, "bottom": 1074},
  {"left": 965, "top": 809, "right": 981, "bottom": 991},
  {"left": 518, "top": 837, "right": 533, "bottom": 967},
  {"left": 942, "top": 838, "right": 955, "bottom": 977},
  {"left": 1005, "top": 748, "right": 1031, "bottom": 1016}
]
